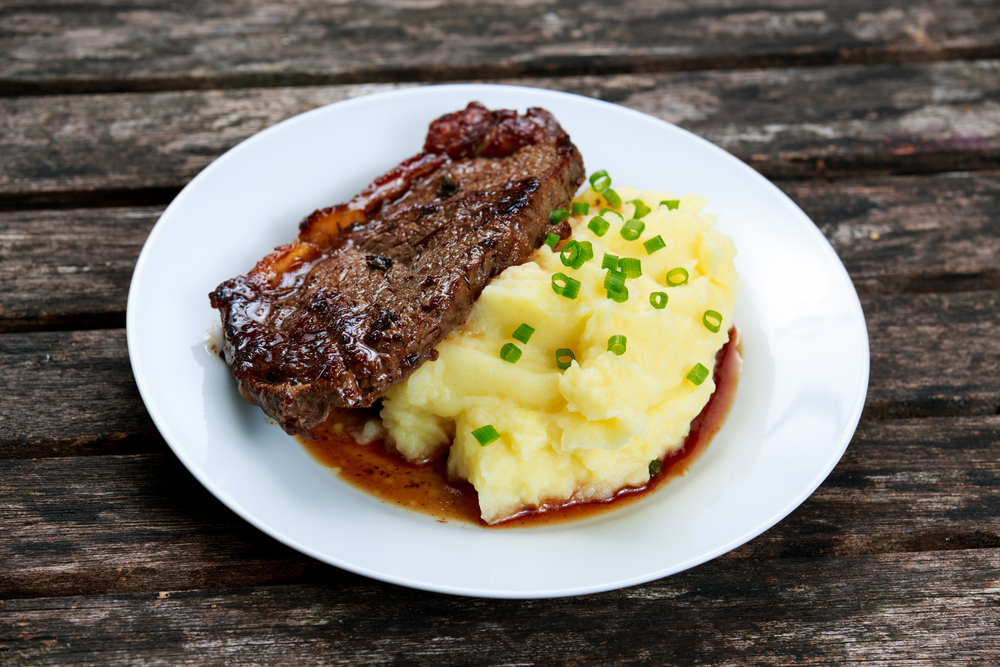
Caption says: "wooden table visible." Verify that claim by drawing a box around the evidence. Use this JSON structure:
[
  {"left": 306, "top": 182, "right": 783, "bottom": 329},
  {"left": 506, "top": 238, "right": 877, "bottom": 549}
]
[{"left": 3, "top": 2, "right": 1000, "bottom": 663}]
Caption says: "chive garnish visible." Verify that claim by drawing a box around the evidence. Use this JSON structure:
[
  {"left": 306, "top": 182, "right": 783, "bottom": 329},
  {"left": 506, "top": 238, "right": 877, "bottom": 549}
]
[
  {"left": 571, "top": 202, "right": 590, "bottom": 216},
  {"left": 630, "top": 199, "right": 651, "bottom": 219},
  {"left": 608, "top": 335, "right": 627, "bottom": 355},
  {"left": 703, "top": 310, "right": 722, "bottom": 334},
  {"left": 649, "top": 292, "right": 668, "bottom": 309},
  {"left": 602, "top": 253, "right": 620, "bottom": 270},
  {"left": 604, "top": 188, "right": 622, "bottom": 208},
  {"left": 607, "top": 284, "right": 629, "bottom": 303},
  {"left": 559, "top": 239, "right": 589, "bottom": 269},
  {"left": 665, "top": 267, "right": 689, "bottom": 286},
  {"left": 618, "top": 257, "right": 642, "bottom": 279},
  {"left": 555, "top": 348, "right": 576, "bottom": 370},
  {"left": 643, "top": 235, "right": 666, "bottom": 255},
  {"left": 560, "top": 240, "right": 581, "bottom": 268},
  {"left": 660, "top": 200, "right": 680, "bottom": 210},
  {"left": 604, "top": 268, "right": 625, "bottom": 290},
  {"left": 544, "top": 232, "right": 560, "bottom": 250},
  {"left": 588, "top": 216, "right": 610, "bottom": 237},
  {"left": 512, "top": 323, "right": 535, "bottom": 344},
  {"left": 649, "top": 460, "right": 663, "bottom": 477},
  {"left": 620, "top": 219, "right": 645, "bottom": 241},
  {"left": 500, "top": 342, "right": 522, "bottom": 363},
  {"left": 551, "top": 273, "right": 581, "bottom": 299},
  {"left": 550, "top": 208, "right": 569, "bottom": 224},
  {"left": 686, "top": 363, "right": 710, "bottom": 385},
  {"left": 589, "top": 170, "right": 611, "bottom": 192},
  {"left": 600, "top": 207, "right": 623, "bottom": 220},
  {"left": 472, "top": 425, "right": 501, "bottom": 446}
]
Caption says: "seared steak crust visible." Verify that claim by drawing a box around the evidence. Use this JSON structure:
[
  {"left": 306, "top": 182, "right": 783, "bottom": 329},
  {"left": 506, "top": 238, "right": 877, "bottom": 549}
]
[{"left": 210, "top": 102, "right": 585, "bottom": 437}]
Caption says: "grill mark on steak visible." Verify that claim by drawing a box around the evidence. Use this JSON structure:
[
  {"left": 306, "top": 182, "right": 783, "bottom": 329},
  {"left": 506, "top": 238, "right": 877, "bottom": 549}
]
[{"left": 210, "top": 102, "right": 585, "bottom": 438}]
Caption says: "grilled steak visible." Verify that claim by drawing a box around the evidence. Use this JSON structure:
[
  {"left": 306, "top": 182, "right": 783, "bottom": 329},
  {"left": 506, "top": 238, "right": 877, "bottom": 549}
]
[{"left": 209, "top": 102, "right": 585, "bottom": 438}]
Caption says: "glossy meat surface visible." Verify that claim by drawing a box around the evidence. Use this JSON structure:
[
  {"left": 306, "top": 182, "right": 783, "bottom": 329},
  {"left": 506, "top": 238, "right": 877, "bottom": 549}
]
[{"left": 209, "top": 103, "right": 585, "bottom": 437}]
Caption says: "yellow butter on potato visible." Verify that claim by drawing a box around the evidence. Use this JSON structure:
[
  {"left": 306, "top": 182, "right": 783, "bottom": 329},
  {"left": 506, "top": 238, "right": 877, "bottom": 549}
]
[{"left": 380, "top": 187, "right": 741, "bottom": 523}]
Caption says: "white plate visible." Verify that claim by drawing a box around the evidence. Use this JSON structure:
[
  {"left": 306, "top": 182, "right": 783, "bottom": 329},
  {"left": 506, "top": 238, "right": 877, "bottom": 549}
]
[{"left": 127, "top": 84, "right": 869, "bottom": 598}]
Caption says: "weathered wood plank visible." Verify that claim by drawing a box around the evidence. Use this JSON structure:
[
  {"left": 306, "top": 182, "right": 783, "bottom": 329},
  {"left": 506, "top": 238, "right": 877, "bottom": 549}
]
[
  {"left": 0, "top": 330, "right": 162, "bottom": 456},
  {"left": 862, "top": 290, "right": 1000, "bottom": 418},
  {"left": 0, "top": 453, "right": 337, "bottom": 600},
  {"left": 1, "top": 417, "right": 998, "bottom": 600},
  {"left": 2, "top": 549, "right": 1000, "bottom": 665},
  {"left": 780, "top": 172, "right": 1000, "bottom": 296},
  {"left": 4, "top": 61, "right": 1000, "bottom": 208},
  {"left": 730, "top": 416, "right": 1000, "bottom": 560},
  {"left": 0, "top": 206, "right": 160, "bottom": 332},
  {"left": 4, "top": 171, "right": 999, "bottom": 334},
  {"left": 2, "top": 0, "right": 999, "bottom": 95},
  {"left": 1, "top": 289, "right": 999, "bottom": 455}
]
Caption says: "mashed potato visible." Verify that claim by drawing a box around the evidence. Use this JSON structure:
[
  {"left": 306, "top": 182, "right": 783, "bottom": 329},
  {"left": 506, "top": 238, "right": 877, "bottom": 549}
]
[{"left": 380, "top": 187, "right": 741, "bottom": 523}]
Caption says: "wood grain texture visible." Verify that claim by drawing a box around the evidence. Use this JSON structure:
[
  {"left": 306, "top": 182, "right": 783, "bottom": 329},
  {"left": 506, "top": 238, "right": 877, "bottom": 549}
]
[
  {"left": 0, "top": 330, "right": 161, "bottom": 456},
  {"left": 1, "top": 417, "right": 998, "bottom": 600},
  {"left": 0, "top": 206, "right": 160, "bottom": 332},
  {"left": 3, "top": 171, "right": 999, "bottom": 333},
  {"left": 0, "top": 453, "right": 338, "bottom": 600},
  {"left": 731, "top": 416, "right": 1000, "bottom": 560},
  {"left": 2, "top": 0, "right": 999, "bottom": 95},
  {"left": 3, "top": 549, "right": 1000, "bottom": 665},
  {"left": 2, "top": 289, "right": 999, "bottom": 456},
  {"left": 4, "top": 60, "right": 1000, "bottom": 208},
  {"left": 863, "top": 290, "right": 1000, "bottom": 418},
  {"left": 781, "top": 172, "right": 1000, "bottom": 295}
]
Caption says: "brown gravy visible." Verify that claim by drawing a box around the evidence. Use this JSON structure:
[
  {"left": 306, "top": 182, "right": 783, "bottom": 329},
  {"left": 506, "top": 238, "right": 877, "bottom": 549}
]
[{"left": 299, "top": 327, "right": 741, "bottom": 527}]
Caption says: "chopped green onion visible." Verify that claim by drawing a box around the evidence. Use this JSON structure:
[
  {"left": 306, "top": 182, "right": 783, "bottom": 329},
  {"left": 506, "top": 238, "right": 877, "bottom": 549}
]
[
  {"left": 649, "top": 460, "right": 663, "bottom": 477},
  {"left": 560, "top": 240, "right": 581, "bottom": 268},
  {"left": 560, "top": 239, "right": 589, "bottom": 270},
  {"left": 660, "top": 200, "right": 680, "bottom": 210},
  {"left": 649, "top": 292, "right": 668, "bottom": 309},
  {"left": 555, "top": 348, "right": 576, "bottom": 370},
  {"left": 600, "top": 207, "right": 623, "bottom": 220},
  {"left": 602, "top": 253, "right": 620, "bottom": 270},
  {"left": 472, "top": 425, "right": 501, "bottom": 446},
  {"left": 512, "top": 323, "right": 535, "bottom": 344},
  {"left": 608, "top": 335, "right": 627, "bottom": 355},
  {"left": 571, "top": 202, "right": 590, "bottom": 216},
  {"left": 589, "top": 170, "right": 611, "bottom": 192},
  {"left": 604, "top": 268, "right": 625, "bottom": 290},
  {"left": 702, "top": 310, "right": 723, "bottom": 334},
  {"left": 666, "top": 267, "right": 689, "bottom": 286},
  {"left": 621, "top": 219, "right": 645, "bottom": 241},
  {"left": 618, "top": 257, "right": 642, "bottom": 279},
  {"left": 500, "top": 343, "right": 522, "bottom": 363},
  {"left": 604, "top": 188, "right": 622, "bottom": 208},
  {"left": 550, "top": 208, "right": 568, "bottom": 224},
  {"left": 643, "top": 235, "right": 666, "bottom": 255},
  {"left": 630, "top": 199, "right": 651, "bottom": 219},
  {"left": 588, "top": 216, "right": 610, "bottom": 237},
  {"left": 686, "top": 363, "right": 710, "bottom": 385},
  {"left": 607, "top": 284, "right": 629, "bottom": 302},
  {"left": 551, "top": 273, "right": 581, "bottom": 299},
  {"left": 544, "top": 232, "right": 560, "bottom": 250}
]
